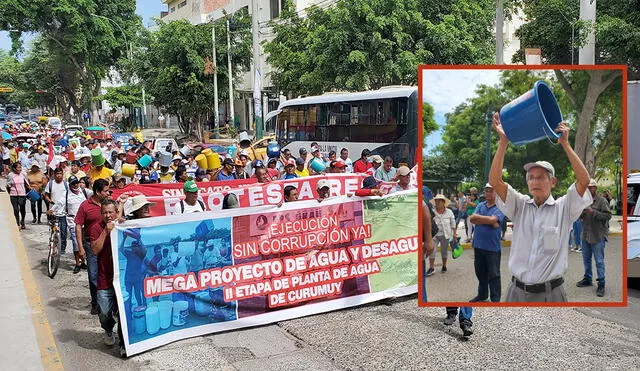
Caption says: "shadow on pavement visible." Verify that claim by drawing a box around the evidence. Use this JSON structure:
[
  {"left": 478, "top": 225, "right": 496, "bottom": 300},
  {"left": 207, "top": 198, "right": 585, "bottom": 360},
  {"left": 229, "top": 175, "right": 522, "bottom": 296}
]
[{"left": 55, "top": 328, "right": 120, "bottom": 358}]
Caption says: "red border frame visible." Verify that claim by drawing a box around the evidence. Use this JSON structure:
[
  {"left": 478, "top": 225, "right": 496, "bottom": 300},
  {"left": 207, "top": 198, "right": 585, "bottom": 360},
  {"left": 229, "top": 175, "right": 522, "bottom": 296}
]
[{"left": 417, "top": 64, "right": 628, "bottom": 307}]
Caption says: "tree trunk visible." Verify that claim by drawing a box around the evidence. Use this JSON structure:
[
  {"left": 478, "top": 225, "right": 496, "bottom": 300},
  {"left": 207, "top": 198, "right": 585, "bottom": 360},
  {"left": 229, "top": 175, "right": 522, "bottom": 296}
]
[
  {"left": 560, "top": 70, "right": 620, "bottom": 176},
  {"left": 90, "top": 80, "right": 102, "bottom": 125}
]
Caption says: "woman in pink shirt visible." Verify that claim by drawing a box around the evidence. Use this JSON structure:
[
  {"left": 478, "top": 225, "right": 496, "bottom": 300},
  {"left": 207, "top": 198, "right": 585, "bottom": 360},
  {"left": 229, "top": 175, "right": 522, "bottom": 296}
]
[{"left": 6, "top": 162, "right": 28, "bottom": 230}]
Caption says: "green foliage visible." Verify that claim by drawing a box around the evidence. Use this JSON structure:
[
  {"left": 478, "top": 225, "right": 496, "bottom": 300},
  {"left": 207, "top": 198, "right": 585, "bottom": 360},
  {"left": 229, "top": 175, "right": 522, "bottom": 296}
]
[
  {"left": 433, "top": 69, "right": 624, "bottom": 194},
  {"left": 95, "top": 84, "right": 142, "bottom": 108},
  {"left": 0, "top": 0, "right": 143, "bottom": 116},
  {"left": 422, "top": 102, "right": 438, "bottom": 138},
  {"left": 137, "top": 10, "right": 251, "bottom": 135},
  {"left": 264, "top": 0, "right": 496, "bottom": 96},
  {"left": 515, "top": 0, "right": 640, "bottom": 78}
]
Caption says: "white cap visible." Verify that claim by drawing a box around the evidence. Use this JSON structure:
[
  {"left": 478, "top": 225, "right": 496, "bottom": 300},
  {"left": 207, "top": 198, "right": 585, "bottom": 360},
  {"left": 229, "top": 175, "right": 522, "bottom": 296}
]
[
  {"left": 523, "top": 161, "right": 555, "bottom": 177},
  {"left": 484, "top": 183, "right": 493, "bottom": 189},
  {"left": 589, "top": 178, "right": 597, "bottom": 187},
  {"left": 317, "top": 179, "right": 330, "bottom": 189}
]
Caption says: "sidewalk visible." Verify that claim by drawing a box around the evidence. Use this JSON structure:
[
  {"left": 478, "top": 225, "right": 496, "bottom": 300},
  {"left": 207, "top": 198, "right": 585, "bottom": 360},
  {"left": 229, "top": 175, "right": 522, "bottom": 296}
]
[{"left": 0, "top": 194, "right": 62, "bottom": 371}]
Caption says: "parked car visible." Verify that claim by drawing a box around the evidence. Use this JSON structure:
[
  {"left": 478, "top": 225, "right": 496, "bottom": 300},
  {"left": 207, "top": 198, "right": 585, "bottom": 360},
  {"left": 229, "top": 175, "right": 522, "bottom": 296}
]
[
  {"left": 152, "top": 138, "right": 179, "bottom": 155},
  {"left": 47, "top": 116, "right": 63, "bottom": 130},
  {"left": 64, "top": 125, "right": 84, "bottom": 136}
]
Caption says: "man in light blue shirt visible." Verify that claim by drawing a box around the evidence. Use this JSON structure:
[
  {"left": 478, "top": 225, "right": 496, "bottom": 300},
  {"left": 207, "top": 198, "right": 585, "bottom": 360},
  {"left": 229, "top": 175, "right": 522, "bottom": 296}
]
[{"left": 374, "top": 155, "right": 396, "bottom": 181}]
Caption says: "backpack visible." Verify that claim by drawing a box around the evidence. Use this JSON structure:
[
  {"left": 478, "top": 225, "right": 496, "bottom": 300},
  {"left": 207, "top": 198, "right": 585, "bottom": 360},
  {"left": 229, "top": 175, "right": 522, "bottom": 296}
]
[
  {"left": 180, "top": 199, "right": 205, "bottom": 213},
  {"left": 65, "top": 188, "right": 88, "bottom": 214}
]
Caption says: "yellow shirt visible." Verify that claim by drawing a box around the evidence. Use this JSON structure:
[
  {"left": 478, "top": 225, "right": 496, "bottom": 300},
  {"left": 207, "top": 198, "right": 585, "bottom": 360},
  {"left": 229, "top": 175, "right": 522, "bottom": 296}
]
[
  {"left": 294, "top": 168, "right": 310, "bottom": 177},
  {"left": 89, "top": 167, "right": 115, "bottom": 182},
  {"left": 159, "top": 171, "right": 174, "bottom": 183}
]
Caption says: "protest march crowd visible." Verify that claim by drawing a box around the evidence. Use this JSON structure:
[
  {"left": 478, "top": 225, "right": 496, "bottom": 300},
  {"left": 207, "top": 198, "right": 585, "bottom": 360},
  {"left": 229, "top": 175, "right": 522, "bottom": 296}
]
[{"left": 1, "top": 120, "right": 417, "bottom": 358}]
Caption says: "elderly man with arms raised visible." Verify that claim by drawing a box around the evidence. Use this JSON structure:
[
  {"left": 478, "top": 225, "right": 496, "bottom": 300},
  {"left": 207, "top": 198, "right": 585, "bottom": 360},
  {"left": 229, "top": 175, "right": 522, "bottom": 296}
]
[{"left": 489, "top": 113, "right": 591, "bottom": 302}]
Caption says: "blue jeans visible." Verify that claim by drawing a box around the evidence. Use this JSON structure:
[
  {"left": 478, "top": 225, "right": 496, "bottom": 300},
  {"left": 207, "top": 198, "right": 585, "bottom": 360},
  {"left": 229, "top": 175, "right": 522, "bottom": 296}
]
[
  {"left": 422, "top": 257, "right": 428, "bottom": 302},
  {"left": 582, "top": 239, "right": 606, "bottom": 284},
  {"left": 446, "top": 307, "right": 473, "bottom": 324},
  {"left": 97, "top": 288, "right": 124, "bottom": 346},
  {"left": 58, "top": 216, "right": 67, "bottom": 252},
  {"left": 569, "top": 219, "right": 582, "bottom": 248},
  {"left": 473, "top": 248, "right": 501, "bottom": 302},
  {"left": 84, "top": 239, "right": 98, "bottom": 306}
]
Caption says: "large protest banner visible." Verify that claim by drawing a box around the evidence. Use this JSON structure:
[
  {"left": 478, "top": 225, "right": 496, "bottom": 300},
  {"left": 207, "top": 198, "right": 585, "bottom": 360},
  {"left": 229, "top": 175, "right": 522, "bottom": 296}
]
[
  {"left": 111, "top": 173, "right": 409, "bottom": 217},
  {"left": 112, "top": 190, "right": 418, "bottom": 355}
]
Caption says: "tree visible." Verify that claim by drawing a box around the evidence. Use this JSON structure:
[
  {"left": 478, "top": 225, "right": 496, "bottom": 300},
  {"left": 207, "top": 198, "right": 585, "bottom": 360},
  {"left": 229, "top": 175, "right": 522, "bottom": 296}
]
[
  {"left": 514, "top": 0, "right": 630, "bottom": 175},
  {"left": 0, "top": 0, "right": 142, "bottom": 123},
  {"left": 422, "top": 102, "right": 438, "bottom": 138},
  {"left": 264, "top": 0, "right": 496, "bottom": 96},
  {"left": 433, "top": 69, "right": 622, "bottom": 194},
  {"left": 137, "top": 11, "right": 251, "bottom": 139}
]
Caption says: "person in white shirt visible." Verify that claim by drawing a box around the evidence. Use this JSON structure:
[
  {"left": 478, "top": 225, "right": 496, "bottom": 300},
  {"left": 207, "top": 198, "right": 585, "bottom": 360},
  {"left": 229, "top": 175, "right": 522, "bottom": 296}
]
[
  {"left": 390, "top": 166, "right": 415, "bottom": 193},
  {"left": 173, "top": 180, "right": 205, "bottom": 214},
  {"left": 32, "top": 146, "right": 48, "bottom": 169},
  {"left": 49, "top": 174, "right": 88, "bottom": 273},
  {"left": 339, "top": 148, "right": 353, "bottom": 173},
  {"left": 489, "top": 113, "right": 591, "bottom": 302}
]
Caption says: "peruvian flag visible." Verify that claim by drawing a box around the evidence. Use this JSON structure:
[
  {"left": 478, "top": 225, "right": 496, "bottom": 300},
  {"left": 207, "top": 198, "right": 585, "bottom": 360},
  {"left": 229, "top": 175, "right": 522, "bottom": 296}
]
[{"left": 47, "top": 139, "right": 59, "bottom": 169}]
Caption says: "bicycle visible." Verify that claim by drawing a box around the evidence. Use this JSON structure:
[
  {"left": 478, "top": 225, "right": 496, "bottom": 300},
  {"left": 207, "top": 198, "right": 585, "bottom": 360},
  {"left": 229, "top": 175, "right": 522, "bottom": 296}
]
[{"left": 47, "top": 215, "right": 61, "bottom": 278}]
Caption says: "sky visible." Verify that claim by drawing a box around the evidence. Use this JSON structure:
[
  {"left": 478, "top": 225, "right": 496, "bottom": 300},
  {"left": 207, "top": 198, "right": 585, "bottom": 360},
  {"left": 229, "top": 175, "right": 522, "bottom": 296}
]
[
  {"left": 422, "top": 69, "right": 502, "bottom": 155},
  {"left": 0, "top": 0, "right": 165, "bottom": 51}
]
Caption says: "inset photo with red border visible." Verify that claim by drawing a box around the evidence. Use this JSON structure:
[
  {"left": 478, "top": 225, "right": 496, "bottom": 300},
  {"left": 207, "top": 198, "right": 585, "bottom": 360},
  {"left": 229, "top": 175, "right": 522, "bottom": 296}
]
[{"left": 418, "top": 64, "right": 627, "bottom": 307}]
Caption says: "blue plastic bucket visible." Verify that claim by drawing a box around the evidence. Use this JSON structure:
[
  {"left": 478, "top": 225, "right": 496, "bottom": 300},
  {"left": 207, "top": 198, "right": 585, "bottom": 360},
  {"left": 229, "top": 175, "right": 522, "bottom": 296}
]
[
  {"left": 137, "top": 154, "right": 153, "bottom": 168},
  {"left": 267, "top": 142, "right": 280, "bottom": 158},
  {"left": 499, "top": 80, "right": 562, "bottom": 146},
  {"left": 310, "top": 158, "right": 325, "bottom": 173},
  {"left": 26, "top": 189, "right": 40, "bottom": 202}
]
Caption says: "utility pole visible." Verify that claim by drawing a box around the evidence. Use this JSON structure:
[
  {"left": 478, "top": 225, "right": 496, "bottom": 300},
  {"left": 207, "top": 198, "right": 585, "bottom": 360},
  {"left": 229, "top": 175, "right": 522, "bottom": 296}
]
[
  {"left": 579, "top": 0, "right": 596, "bottom": 64},
  {"left": 496, "top": 0, "right": 504, "bottom": 64},
  {"left": 226, "top": 18, "right": 235, "bottom": 132},
  {"left": 252, "top": 0, "right": 263, "bottom": 139},
  {"left": 212, "top": 23, "right": 220, "bottom": 138}
]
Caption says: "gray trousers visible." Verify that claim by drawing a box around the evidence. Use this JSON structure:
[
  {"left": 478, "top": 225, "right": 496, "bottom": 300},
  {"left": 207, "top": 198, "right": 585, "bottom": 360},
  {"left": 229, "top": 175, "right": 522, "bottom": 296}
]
[{"left": 505, "top": 281, "right": 568, "bottom": 302}]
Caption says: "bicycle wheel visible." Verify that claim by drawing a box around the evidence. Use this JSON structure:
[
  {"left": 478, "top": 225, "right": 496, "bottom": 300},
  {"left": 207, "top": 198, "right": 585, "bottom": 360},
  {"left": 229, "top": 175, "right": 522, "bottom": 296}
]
[{"left": 47, "top": 230, "right": 61, "bottom": 278}]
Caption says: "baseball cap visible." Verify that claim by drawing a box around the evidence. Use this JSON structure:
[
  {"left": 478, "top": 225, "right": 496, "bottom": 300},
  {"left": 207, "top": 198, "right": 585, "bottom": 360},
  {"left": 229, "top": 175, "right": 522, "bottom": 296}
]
[
  {"left": 285, "top": 158, "right": 296, "bottom": 167},
  {"left": 295, "top": 157, "right": 305, "bottom": 165},
  {"left": 68, "top": 175, "right": 79, "bottom": 185},
  {"left": 238, "top": 150, "right": 249, "bottom": 159},
  {"left": 267, "top": 157, "right": 277, "bottom": 164},
  {"left": 523, "top": 161, "right": 555, "bottom": 177},
  {"left": 253, "top": 160, "right": 265, "bottom": 168},
  {"left": 183, "top": 180, "right": 200, "bottom": 193},
  {"left": 311, "top": 146, "right": 320, "bottom": 153},
  {"left": 317, "top": 179, "right": 330, "bottom": 189},
  {"left": 370, "top": 155, "right": 383, "bottom": 163},
  {"left": 332, "top": 160, "right": 347, "bottom": 168},
  {"left": 397, "top": 166, "right": 411, "bottom": 176},
  {"left": 589, "top": 178, "right": 597, "bottom": 187},
  {"left": 299, "top": 147, "right": 307, "bottom": 155},
  {"left": 362, "top": 176, "right": 381, "bottom": 189},
  {"left": 484, "top": 183, "right": 493, "bottom": 189},
  {"left": 222, "top": 157, "right": 234, "bottom": 166}
]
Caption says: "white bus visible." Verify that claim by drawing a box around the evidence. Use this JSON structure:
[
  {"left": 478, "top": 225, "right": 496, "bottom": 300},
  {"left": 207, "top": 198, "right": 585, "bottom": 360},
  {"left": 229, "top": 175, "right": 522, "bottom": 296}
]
[{"left": 267, "top": 86, "right": 419, "bottom": 165}]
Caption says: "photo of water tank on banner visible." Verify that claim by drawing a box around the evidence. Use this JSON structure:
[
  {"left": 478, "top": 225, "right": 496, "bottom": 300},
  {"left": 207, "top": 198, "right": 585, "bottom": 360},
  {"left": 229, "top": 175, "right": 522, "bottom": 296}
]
[{"left": 498, "top": 80, "right": 563, "bottom": 146}]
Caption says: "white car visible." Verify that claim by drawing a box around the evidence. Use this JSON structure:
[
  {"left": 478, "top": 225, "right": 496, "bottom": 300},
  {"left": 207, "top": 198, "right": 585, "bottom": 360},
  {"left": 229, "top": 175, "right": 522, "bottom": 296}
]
[
  {"left": 47, "top": 117, "right": 63, "bottom": 130},
  {"left": 64, "top": 125, "right": 84, "bottom": 136}
]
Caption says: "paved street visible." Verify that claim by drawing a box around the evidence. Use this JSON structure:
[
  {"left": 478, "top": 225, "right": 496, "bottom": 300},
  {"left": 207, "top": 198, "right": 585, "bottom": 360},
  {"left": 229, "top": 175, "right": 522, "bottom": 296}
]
[{"left": 2, "top": 194, "right": 640, "bottom": 370}]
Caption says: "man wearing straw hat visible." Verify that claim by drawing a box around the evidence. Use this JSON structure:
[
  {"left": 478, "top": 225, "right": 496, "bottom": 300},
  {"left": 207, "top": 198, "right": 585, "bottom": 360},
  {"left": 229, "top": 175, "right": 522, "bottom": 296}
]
[{"left": 489, "top": 113, "right": 591, "bottom": 302}]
